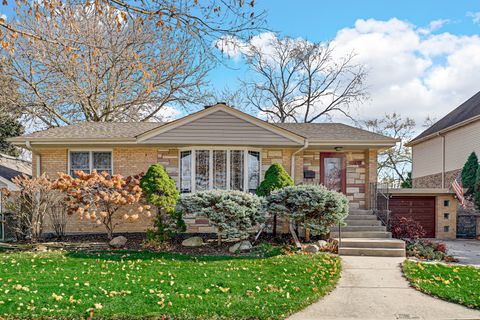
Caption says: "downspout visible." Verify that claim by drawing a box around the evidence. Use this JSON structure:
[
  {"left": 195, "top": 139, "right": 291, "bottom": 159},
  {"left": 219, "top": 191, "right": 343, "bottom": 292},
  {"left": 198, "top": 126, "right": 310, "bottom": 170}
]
[
  {"left": 26, "top": 140, "right": 40, "bottom": 178},
  {"left": 291, "top": 139, "right": 309, "bottom": 183},
  {"left": 440, "top": 133, "right": 446, "bottom": 189}
]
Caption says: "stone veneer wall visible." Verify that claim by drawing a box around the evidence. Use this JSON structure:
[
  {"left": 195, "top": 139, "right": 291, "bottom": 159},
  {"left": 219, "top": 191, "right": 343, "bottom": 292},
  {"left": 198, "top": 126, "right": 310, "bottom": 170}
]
[
  {"left": 34, "top": 147, "right": 377, "bottom": 235},
  {"left": 302, "top": 151, "right": 370, "bottom": 209},
  {"left": 412, "top": 169, "right": 461, "bottom": 189}
]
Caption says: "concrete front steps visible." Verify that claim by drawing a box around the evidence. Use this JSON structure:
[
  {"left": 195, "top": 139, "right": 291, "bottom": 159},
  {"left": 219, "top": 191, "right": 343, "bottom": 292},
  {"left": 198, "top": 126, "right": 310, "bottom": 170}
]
[{"left": 333, "top": 209, "right": 406, "bottom": 257}]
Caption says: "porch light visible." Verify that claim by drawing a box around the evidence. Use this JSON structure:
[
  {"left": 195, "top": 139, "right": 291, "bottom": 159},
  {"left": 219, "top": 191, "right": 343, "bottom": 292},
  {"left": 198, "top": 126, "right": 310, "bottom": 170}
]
[{"left": 334, "top": 146, "right": 343, "bottom": 152}]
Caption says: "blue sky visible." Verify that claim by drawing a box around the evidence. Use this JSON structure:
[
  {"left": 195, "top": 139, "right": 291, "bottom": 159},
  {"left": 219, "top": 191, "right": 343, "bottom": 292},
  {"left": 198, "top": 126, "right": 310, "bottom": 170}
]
[{"left": 209, "top": 0, "right": 480, "bottom": 129}]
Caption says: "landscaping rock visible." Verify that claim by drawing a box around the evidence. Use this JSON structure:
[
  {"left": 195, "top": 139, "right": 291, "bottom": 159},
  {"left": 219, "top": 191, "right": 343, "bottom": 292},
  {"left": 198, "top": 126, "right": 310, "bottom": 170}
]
[
  {"left": 317, "top": 240, "right": 328, "bottom": 248},
  {"left": 181, "top": 236, "right": 204, "bottom": 247},
  {"left": 109, "top": 236, "right": 128, "bottom": 248},
  {"left": 229, "top": 240, "right": 253, "bottom": 253},
  {"left": 303, "top": 244, "right": 320, "bottom": 253},
  {"left": 33, "top": 244, "right": 48, "bottom": 252}
]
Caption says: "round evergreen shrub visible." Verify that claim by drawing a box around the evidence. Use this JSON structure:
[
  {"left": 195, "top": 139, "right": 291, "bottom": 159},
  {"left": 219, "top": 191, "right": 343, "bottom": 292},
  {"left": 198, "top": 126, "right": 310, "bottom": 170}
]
[
  {"left": 176, "top": 190, "right": 265, "bottom": 243},
  {"left": 265, "top": 185, "right": 349, "bottom": 236}
]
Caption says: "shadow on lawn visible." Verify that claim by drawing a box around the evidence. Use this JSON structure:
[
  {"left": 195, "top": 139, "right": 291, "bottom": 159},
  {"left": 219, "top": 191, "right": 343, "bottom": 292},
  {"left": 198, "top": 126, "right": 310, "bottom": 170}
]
[{"left": 65, "top": 250, "right": 266, "bottom": 262}]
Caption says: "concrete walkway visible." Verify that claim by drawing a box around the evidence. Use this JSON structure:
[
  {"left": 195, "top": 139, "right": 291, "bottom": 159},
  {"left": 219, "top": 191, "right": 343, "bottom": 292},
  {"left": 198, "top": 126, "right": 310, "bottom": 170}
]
[{"left": 288, "top": 256, "right": 480, "bottom": 320}]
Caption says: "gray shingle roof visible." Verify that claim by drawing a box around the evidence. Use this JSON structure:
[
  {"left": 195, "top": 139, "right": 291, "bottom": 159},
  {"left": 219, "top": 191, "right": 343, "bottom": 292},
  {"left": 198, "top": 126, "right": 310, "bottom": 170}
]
[
  {"left": 19, "top": 122, "right": 164, "bottom": 140},
  {"left": 410, "top": 90, "right": 480, "bottom": 144},
  {"left": 13, "top": 120, "right": 395, "bottom": 143},
  {"left": 274, "top": 123, "right": 396, "bottom": 141},
  {"left": 0, "top": 165, "right": 29, "bottom": 181}
]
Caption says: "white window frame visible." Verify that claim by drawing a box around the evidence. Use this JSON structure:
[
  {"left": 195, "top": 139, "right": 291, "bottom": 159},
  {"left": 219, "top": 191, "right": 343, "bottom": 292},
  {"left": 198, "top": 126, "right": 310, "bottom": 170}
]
[
  {"left": 178, "top": 147, "right": 261, "bottom": 193},
  {"left": 68, "top": 149, "right": 114, "bottom": 176}
]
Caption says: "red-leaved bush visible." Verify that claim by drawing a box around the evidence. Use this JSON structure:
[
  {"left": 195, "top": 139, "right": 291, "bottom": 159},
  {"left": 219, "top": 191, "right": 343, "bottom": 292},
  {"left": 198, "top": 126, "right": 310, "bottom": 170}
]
[{"left": 389, "top": 216, "right": 426, "bottom": 240}]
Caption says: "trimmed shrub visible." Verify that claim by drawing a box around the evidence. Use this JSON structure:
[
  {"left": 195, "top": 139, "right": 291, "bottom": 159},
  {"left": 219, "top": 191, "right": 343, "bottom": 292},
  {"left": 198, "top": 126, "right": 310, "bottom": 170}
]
[
  {"left": 389, "top": 216, "right": 426, "bottom": 240},
  {"left": 140, "top": 163, "right": 184, "bottom": 241},
  {"left": 257, "top": 164, "right": 294, "bottom": 197},
  {"left": 257, "top": 164, "right": 294, "bottom": 236},
  {"left": 265, "top": 185, "right": 349, "bottom": 236},
  {"left": 140, "top": 163, "right": 179, "bottom": 214},
  {"left": 176, "top": 190, "right": 265, "bottom": 243},
  {"left": 461, "top": 152, "right": 478, "bottom": 198}
]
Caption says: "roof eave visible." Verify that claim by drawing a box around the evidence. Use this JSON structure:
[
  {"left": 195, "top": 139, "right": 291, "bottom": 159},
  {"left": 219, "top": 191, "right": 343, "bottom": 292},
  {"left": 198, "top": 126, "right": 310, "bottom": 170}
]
[
  {"left": 9, "top": 137, "right": 137, "bottom": 147},
  {"left": 407, "top": 114, "right": 480, "bottom": 147}
]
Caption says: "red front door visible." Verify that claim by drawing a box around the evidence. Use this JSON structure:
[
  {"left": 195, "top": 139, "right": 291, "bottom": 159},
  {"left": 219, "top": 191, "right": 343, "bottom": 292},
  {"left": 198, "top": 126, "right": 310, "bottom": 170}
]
[{"left": 320, "top": 153, "right": 346, "bottom": 194}]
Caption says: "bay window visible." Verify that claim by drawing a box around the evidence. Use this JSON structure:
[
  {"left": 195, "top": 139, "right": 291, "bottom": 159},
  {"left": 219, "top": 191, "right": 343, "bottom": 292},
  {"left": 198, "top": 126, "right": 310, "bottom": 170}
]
[
  {"left": 69, "top": 151, "right": 112, "bottom": 176},
  {"left": 179, "top": 148, "right": 261, "bottom": 193}
]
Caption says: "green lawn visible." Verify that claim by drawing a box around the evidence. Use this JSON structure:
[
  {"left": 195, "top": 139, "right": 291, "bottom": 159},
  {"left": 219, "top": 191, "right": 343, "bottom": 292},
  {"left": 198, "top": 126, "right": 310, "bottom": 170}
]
[
  {"left": 403, "top": 260, "right": 480, "bottom": 309},
  {"left": 0, "top": 250, "right": 340, "bottom": 319}
]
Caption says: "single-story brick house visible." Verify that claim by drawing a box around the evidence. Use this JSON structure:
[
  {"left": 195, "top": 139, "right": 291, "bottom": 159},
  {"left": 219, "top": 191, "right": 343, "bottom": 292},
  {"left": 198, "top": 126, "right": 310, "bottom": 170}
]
[{"left": 10, "top": 103, "right": 397, "bottom": 234}]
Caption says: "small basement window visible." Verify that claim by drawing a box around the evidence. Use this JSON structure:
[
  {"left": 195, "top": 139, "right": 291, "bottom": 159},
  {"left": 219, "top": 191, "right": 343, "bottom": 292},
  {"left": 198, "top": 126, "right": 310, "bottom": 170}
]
[
  {"left": 443, "top": 226, "right": 450, "bottom": 232},
  {"left": 444, "top": 213, "right": 450, "bottom": 220},
  {"left": 443, "top": 200, "right": 450, "bottom": 207},
  {"left": 69, "top": 151, "right": 113, "bottom": 176}
]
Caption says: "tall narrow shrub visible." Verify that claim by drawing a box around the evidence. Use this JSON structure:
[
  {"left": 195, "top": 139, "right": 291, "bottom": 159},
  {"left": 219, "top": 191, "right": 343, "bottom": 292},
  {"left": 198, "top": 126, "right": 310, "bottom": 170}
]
[
  {"left": 475, "top": 166, "right": 480, "bottom": 210},
  {"left": 140, "top": 163, "right": 183, "bottom": 241},
  {"left": 461, "top": 152, "right": 478, "bottom": 198},
  {"left": 256, "top": 163, "right": 294, "bottom": 236}
]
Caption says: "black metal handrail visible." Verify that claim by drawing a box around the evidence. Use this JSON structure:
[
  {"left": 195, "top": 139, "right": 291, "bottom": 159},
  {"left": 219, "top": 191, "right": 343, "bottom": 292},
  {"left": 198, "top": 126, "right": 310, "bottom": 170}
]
[{"left": 370, "top": 182, "right": 391, "bottom": 227}]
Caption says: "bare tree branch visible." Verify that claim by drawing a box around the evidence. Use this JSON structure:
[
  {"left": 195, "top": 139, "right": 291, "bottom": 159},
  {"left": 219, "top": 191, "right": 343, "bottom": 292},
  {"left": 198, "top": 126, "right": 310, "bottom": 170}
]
[
  {"left": 2, "top": 2, "right": 212, "bottom": 127},
  {"left": 240, "top": 36, "right": 368, "bottom": 123}
]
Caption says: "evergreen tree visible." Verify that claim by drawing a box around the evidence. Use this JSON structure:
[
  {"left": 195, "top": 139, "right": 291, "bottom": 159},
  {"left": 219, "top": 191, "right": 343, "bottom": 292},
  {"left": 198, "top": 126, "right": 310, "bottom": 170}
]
[
  {"left": 257, "top": 163, "right": 294, "bottom": 196},
  {"left": 401, "top": 172, "right": 412, "bottom": 188},
  {"left": 257, "top": 163, "right": 294, "bottom": 236},
  {"left": 140, "top": 163, "right": 183, "bottom": 241},
  {"left": 475, "top": 166, "right": 480, "bottom": 210},
  {"left": 461, "top": 152, "right": 478, "bottom": 198},
  {"left": 0, "top": 113, "right": 23, "bottom": 157}
]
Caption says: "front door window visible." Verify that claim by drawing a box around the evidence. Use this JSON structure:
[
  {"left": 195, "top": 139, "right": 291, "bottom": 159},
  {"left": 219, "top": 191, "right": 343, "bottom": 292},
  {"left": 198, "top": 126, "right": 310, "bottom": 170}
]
[{"left": 320, "top": 153, "right": 346, "bottom": 193}]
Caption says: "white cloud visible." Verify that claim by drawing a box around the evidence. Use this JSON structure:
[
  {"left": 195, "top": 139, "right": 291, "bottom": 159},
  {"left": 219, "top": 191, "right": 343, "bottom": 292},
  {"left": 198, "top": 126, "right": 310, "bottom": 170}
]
[
  {"left": 219, "top": 18, "right": 480, "bottom": 133},
  {"left": 330, "top": 18, "right": 480, "bottom": 131},
  {"left": 467, "top": 11, "right": 480, "bottom": 24}
]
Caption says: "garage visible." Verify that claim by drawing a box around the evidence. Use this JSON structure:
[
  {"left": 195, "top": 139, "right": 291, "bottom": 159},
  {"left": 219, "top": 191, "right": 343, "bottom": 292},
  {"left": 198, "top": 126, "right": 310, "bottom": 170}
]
[
  {"left": 385, "top": 189, "right": 457, "bottom": 240},
  {"left": 389, "top": 196, "right": 436, "bottom": 238}
]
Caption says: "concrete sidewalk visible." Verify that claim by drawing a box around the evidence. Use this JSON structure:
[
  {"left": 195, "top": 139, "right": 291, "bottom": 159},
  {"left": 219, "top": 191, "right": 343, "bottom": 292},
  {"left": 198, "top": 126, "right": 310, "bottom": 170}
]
[{"left": 288, "top": 256, "right": 480, "bottom": 320}]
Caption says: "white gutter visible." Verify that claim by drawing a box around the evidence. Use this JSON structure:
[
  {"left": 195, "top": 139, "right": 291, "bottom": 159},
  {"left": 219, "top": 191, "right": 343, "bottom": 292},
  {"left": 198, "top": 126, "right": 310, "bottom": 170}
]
[
  {"left": 36, "top": 155, "right": 41, "bottom": 178},
  {"left": 440, "top": 133, "right": 446, "bottom": 189},
  {"left": 291, "top": 139, "right": 309, "bottom": 182}
]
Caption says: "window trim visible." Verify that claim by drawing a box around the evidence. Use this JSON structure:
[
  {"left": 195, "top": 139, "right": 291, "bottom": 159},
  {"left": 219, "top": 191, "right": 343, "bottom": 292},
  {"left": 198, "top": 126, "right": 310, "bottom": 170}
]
[
  {"left": 178, "top": 147, "right": 262, "bottom": 193},
  {"left": 68, "top": 149, "right": 114, "bottom": 176}
]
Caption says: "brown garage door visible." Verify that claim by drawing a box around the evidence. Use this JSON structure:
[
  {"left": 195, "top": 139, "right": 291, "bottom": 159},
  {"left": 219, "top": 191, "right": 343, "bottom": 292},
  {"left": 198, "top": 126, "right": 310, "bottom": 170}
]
[{"left": 389, "top": 196, "right": 436, "bottom": 238}]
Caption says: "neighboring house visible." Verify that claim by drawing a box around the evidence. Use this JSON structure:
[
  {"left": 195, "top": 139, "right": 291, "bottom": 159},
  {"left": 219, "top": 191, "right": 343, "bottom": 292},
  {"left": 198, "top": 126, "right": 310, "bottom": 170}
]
[
  {"left": 0, "top": 153, "right": 32, "bottom": 191},
  {"left": 407, "top": 91, "right": 480, "bottom": 189},
  {"left": 9, "top": 103, "right": 397, "bottom": 234},
  {"left": 0, "top": 154, "right": 31, "bottom": 241}
]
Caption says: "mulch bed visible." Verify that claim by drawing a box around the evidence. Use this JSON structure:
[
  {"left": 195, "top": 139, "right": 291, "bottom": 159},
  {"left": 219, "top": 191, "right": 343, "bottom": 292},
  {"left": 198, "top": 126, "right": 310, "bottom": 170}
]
[{"left": 37, "top": 232, "right": 297, "bottom": 256}]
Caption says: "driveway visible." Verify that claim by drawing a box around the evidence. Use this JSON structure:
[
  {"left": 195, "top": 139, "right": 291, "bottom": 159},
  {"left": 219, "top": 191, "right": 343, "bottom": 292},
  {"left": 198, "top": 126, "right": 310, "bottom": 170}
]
[
  {"left": 440, "top": 239, "right": 480, "bottom": 266},
  {"left": 288, "top": 256, "right": 480, "bottom": 320}
]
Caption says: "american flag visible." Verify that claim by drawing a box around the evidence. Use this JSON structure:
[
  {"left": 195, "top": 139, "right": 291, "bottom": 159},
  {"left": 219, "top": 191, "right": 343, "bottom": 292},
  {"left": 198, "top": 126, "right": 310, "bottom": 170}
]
[{"left": 452, "top": 175, "right": 467, "bottom": 209}]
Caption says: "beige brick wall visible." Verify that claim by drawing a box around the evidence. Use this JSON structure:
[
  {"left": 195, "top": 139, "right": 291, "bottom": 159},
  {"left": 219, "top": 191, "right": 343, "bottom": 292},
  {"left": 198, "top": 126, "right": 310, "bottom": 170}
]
[
  {"left": 32, "top": 148, "right": 68, "bottom": 178},
  {"left": 113, "top": 147, "right": 158, "bottom": 176},
  {"left": 435, "top": 195, "right": 457, "bottom": 240}
]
